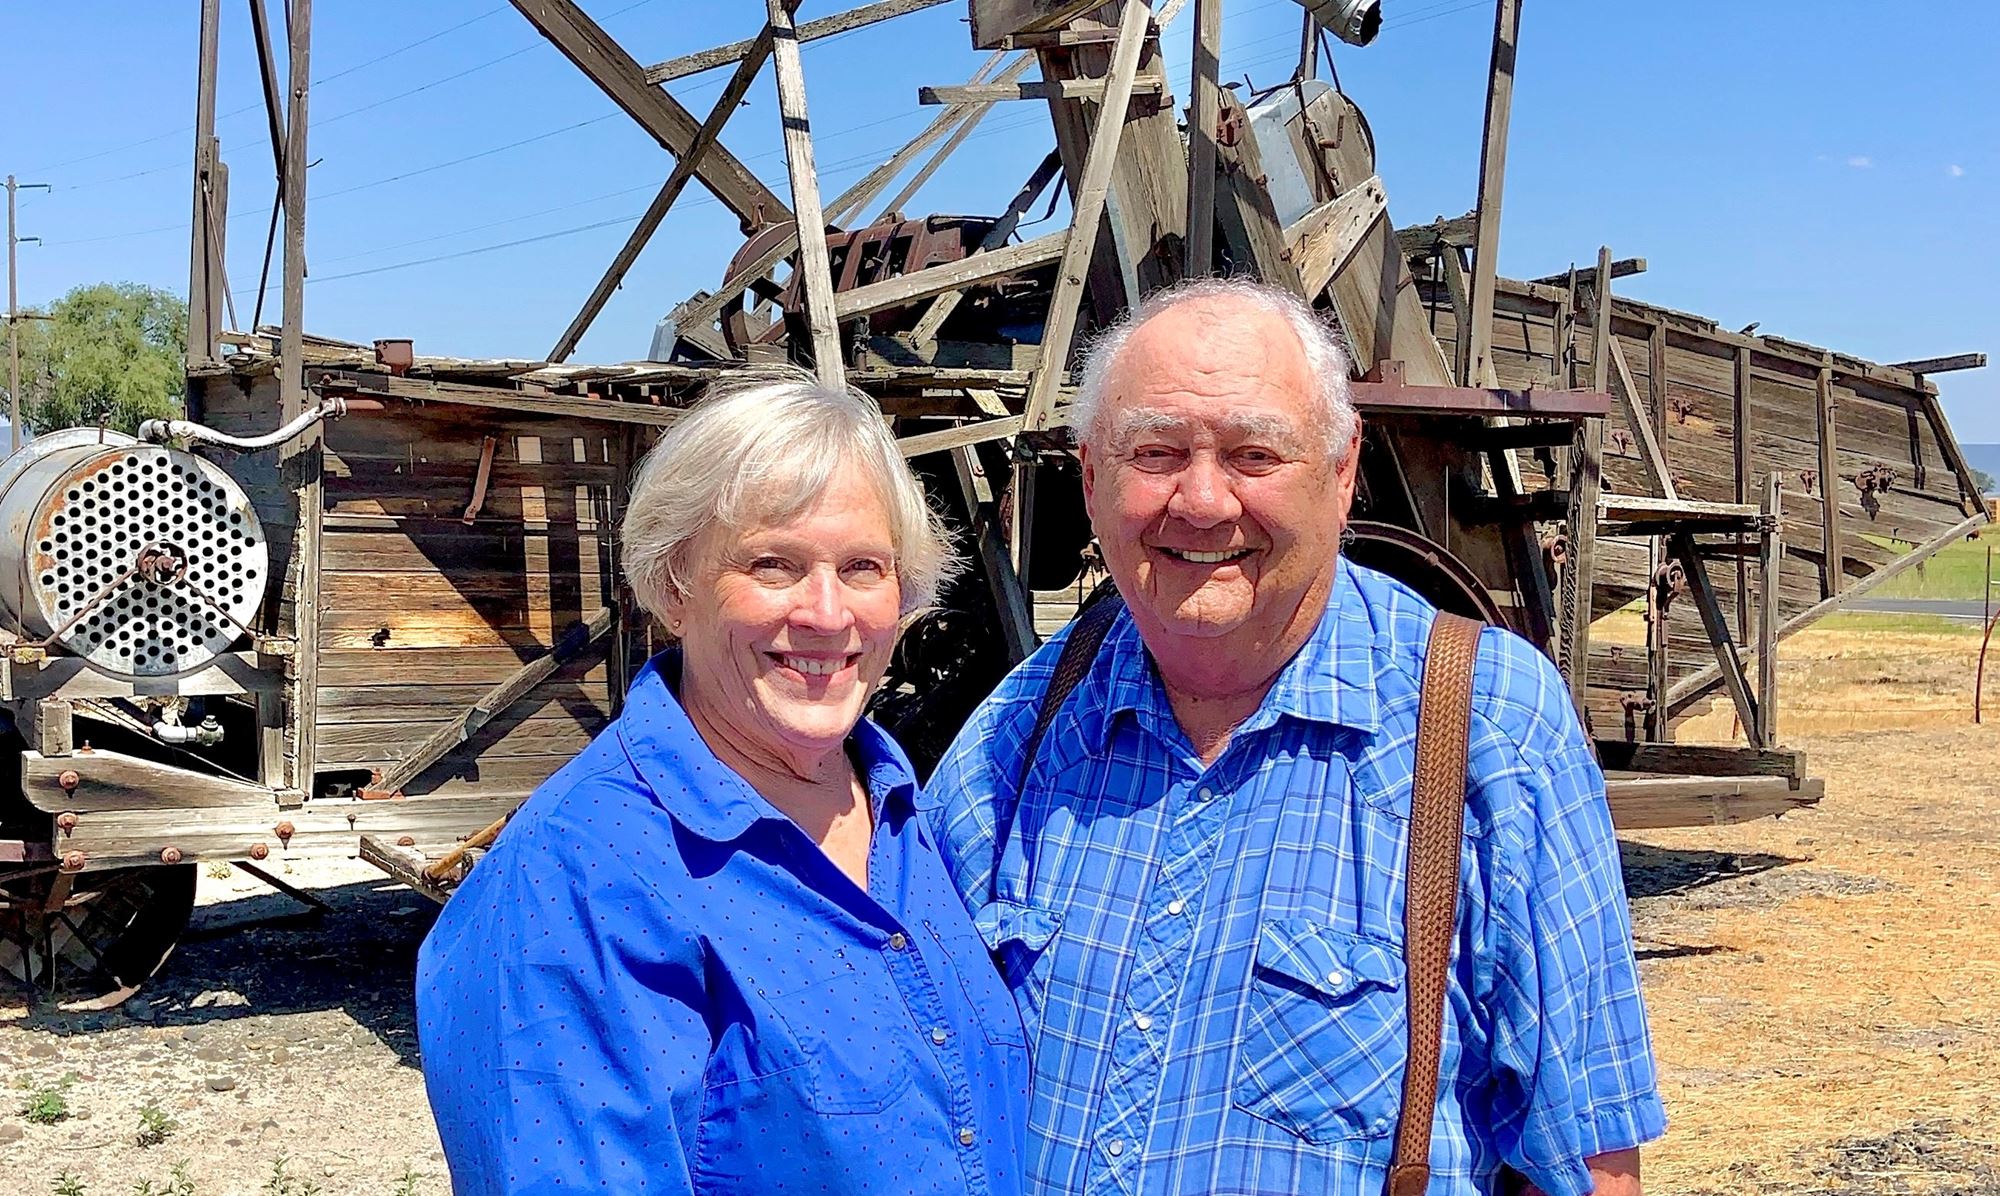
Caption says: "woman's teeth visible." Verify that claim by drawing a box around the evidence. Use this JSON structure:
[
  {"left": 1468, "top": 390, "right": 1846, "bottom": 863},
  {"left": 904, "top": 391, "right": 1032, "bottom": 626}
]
[{"left": 780, "top": 655, "right": 846, "bottom": 676}]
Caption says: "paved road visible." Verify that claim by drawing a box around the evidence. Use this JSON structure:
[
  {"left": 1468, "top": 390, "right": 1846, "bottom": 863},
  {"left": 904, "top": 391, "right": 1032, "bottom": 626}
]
[{"left": 1845, "top": 597, "right": 1992, "bottom": 623}]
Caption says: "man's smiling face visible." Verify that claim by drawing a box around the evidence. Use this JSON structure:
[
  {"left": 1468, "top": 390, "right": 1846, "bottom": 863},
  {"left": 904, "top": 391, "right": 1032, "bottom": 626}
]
[{"left": 1081, "top": 296, "right": 1359, "bottom": 676}]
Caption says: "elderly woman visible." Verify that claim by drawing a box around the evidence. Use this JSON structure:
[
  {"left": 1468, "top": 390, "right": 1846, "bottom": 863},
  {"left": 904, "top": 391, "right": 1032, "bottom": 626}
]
[{"left": 416, "top": 369, "right": 1028, "bottom": 1195}]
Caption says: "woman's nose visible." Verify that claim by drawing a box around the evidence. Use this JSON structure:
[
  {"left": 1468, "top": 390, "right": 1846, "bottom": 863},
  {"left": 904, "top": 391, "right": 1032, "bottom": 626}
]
[{"left": 791, "top": 568, "right": 855, "bottom": 632}]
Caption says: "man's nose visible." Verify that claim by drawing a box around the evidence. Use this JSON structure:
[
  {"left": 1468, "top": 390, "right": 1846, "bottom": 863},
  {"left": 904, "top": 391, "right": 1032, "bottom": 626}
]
[
  {"left": 1166, "top": 455, "right": 1243, "bottom": 528},
  {"left": 791, "top": 567, "right": 856, "bottom": 633}
]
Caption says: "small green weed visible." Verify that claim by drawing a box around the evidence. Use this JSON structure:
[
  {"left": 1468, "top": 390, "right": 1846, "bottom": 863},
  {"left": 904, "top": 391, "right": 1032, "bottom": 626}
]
[
  {"left": 261, "top": 1156, "right": 320, "bottom": 1196},
  {"left": 136, "top": 1099, "right": 176, "bottom": 1147},
  {"left": 391, "top": 1167, "right": 421, "bottom": 1196},
  {"left": 204, "top": 861, "right": 232, "bottom": 880},
  {"left": 131, "top": 1161, "right": 195, "bottom": 1196},
  {"left": 20, "top": 1073, "right": 75, "bottom": 1125},
  {"left": 51, "top": 1173, "right": 87, "bottom": 1196}
]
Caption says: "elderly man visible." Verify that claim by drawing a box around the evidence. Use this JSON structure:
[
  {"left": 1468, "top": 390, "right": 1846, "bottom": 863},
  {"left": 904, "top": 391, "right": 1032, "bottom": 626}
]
[{"left": 924, "top": 278, "right": 1664, "bottom": 1196}]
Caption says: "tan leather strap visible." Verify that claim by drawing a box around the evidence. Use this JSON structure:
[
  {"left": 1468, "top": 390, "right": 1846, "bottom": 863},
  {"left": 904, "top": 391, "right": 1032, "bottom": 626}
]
[{"left": 1387, "top": 612, "right": 1483, "bottom": 1196}]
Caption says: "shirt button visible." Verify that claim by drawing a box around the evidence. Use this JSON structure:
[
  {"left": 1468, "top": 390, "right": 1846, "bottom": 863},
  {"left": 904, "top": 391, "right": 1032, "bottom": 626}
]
[
  {"left": 1166, "top": 899, "right": 1185, "bottom": 916},
  {"left": 1196, "top": 787, "right": 1215, "bottom": 801},
  {"left": 887, "top": 932, "right": 908, "bottom": 951},
  {"left": 958, "top": 1127, "right": 976, "bottom": 1147},
  {"left": 1134, "top": 1013, "right": 1153, "bottom": 1031},
  {"left": 1106, "top": 1139, "right": 1125, "bottom": 1157},
  {"left": 931, "top": 1026, "right": 949, "bottom": 1045},
  {"left": 1327, "top": 969, "right": 1347, "bottom": 987}
]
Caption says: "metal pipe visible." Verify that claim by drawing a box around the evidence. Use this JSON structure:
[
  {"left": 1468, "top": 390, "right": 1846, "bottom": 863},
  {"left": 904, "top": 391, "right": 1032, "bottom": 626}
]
[
  {"left": 153, "top": 717, "right": 225, "bottom": 747},
  {"left": 139, "top": 395, "right": 344, "bottom": 451}
]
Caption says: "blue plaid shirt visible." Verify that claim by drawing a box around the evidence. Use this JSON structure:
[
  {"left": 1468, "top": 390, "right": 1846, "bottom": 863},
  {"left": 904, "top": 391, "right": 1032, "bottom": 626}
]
[{"left": 923, "top": 560, "right": 1665, "bottom": 1196}]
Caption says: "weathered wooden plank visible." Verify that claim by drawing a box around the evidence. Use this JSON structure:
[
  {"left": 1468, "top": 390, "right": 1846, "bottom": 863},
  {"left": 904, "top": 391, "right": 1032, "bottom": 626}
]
[
  {"left": 766, "top": 0, "right": 846, "bottom": 386},
  {"left": 1463, "top": 0, "right": 1522, "bottom": 388},
  {"left": 508, "top": 0, "right": 788, "bottom": 230},
  {"left": 1022, "top": 0, "right": 1153, "bottom": 432},
  {"left": 1886, "top": 352, "right": 1986, "bottom": 375},
  {"left": 644, "top": 0, "right": 947, "bottom": 84},
  {"left": 919, "top": 78, "right": 1162, "bottom": 103},
  {"left": 1185, "top": 0, "right": 1222, "bottom": 275},
  {"left": 833, "top": 232, "right": 1066, "bottom": 320},
  {"left": 1605, "top": 773, "right": 1821, "bottom": 830},
  {"left": 1284, "top": 177, "right": 1386, "bottom": 300},
  {"left": 1212, "top": 87, "right": 1300, "bottom": 292}
]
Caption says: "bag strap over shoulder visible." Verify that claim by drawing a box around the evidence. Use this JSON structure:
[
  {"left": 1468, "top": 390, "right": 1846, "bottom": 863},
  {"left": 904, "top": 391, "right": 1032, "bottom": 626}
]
[
  {"left": 1016, "top": 586, "right": 1126, "bottom": 794},
  {"left": 1387, "top": 611, "right": 1483, "bottom": 1196}
]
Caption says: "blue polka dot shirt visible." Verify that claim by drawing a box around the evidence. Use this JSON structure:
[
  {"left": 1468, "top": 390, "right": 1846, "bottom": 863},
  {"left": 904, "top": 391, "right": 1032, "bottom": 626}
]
[{"left": 416, "top": 651, "right": 1030, "bottom": 1194}]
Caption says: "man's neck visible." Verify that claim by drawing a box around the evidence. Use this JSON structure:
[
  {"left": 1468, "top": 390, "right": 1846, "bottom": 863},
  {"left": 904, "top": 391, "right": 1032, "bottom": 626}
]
[{"left": 1150, "top": 574, "right": 1335, "bottom": 768}]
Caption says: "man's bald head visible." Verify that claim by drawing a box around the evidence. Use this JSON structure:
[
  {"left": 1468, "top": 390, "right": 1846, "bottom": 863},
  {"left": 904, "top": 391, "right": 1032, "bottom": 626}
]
[{"left": 1069, "top": 278, "right": 1358, "bottom": 459}]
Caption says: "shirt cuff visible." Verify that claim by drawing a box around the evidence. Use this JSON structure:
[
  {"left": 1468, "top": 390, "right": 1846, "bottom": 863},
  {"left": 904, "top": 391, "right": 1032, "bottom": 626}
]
[{"left": 1522, "top": 1094, "right": 1669, "bottom": 1196}]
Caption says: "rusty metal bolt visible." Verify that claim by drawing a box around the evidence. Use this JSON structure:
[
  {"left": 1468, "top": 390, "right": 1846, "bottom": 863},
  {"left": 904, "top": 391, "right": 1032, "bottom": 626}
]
[
  {"left": 274, "top": 821, "right": 295, "bottom": 845},
  {"left": 54, "top": 811, "right": 78, "bottom": 835},
  {"left": 60, "top": 850, "right": 86, "bottom": 873},
  {"left": 58, "top": 769, "right": 80, "bottom": 793},
  {"left": 248, "top": 842, "right": 270, "bottom": 861},
  {"left": 396, "top": 835, "right": 417, "bottom": 848},
  {"left": 159, "top": 846, "right": 183, "bottom": 865}
]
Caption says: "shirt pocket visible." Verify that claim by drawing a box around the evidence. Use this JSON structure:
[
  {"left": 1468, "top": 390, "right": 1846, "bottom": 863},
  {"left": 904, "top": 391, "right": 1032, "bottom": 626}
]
[
  {"left": 767, "top": 953, "right": 922, "bottom": 1116},
  {"left": 973, "top": 899, "right": 1062, "bottom": 1028},
  {"left": 1232, "top": 918, "right": 1407, "bottom": 1145},
  {"left": 924, "top": 916, "right": 1029, "bottom": 1048}
]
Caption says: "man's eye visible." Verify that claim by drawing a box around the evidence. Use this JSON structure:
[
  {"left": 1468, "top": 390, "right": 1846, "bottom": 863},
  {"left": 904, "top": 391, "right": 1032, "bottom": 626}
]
[{"left": 749, "top": 556, "right": 793, "bottom": 575}]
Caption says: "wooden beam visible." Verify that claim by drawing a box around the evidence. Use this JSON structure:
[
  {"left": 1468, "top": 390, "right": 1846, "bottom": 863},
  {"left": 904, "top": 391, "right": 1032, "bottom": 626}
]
[
  {"left": 1734, "top": 343, "right": 1753, "bottom": 640},
  {"left": 365, "top": 608, "right": 614, "bottom": 797},
  {"left": 1212, "top": 87, "right": 1299, "bottom": 292},
  {"left": 834, "top": 231, "right": 1066, "bottom": 320},
  {"left": 1023, "top": 0, "right": 1154, "bottom": 432},
  {"left": 509, "top": 0, "right": 788, "bottom": 232},
  {"left": 952, "top": 447, "right": 1037, "bottom": 661},
  {"left": 282, "top": 0, "right": 321, "bottom": 795},
  {"left": 549, "top": 21, "right": 775, "bottom": 362},
  {"left": 1815, "top": 358, "right": 1843, "bottom": 596},
  {"left": 1666, "top": 511, "right": 1989, "bottom": 714},
  {"left": 1558, "top": 417, "right": 1603, "bottom": 721},
  {"left": 1284, "top": 177, "right": 1386, "bottom": 300},
  {"left": 186, "top": 0, "right": 222, "bottom": 370},
  {"left": 669, "top": 51, "right": 1019, "bottom": 343},
  {"left": 1462, "top": 0, "right": 1522, "bottom": 389},
  {"left": 1184, "top": 0, "right": 1223, "bottom": 276},
  {"left": 1395, "top": 213, "right": 1477, "bottom": 256},
  {"left": 970, "top": 0, "right": 1106, "bottom": 48},
  {"left": 317, "top": 372, "right": 685, "bottom": 428},
  {"left": 1647, "top": 318, "right": 1669, "bottom": 466},
  {"left": 644, "top": 0, "right": 947, "bottom": 83},
  {"left": 1757, "top": 471, "right": 1783, "bottom": 745},
  {"left": 909, "top": 151, "right": 1065, "bottom": 345},
  {"left": 1606, "top": 337, "right": 1677, "bottom": 499},
  {"left": 1671, "top": 530, "right": 1763, "bottom": 748},
  {"left": 897, "top": 415, "right": 1025, "bottom": 458},
  {"left": 1594, "top": 740, "right": 1803, "bottom": 779},
  {"left": 1916, "top": 387, "right": 1989, "bottom": 514},
  {"left": 1645, "top": 536, "right": 1670, "bottom": 741},
  {"left": 765, "top": 0, "right": 845, "bottom": 387},
  {"left": 1605, "top": 773, "right": 1821, "bottom": 831},
  {"left": 1530, "top": 257, "right": 1645, "bottom": 286},
  {"left": 1886, "top": 352, "right": 1986, "bottom": 375},
  {"left": 875, "top": 56, "right": 1038, "bottom": 221},
  {"left": 1588, "top": 247, "right": 1614, "bottom": 394},
  {"left": 919, "top": 79, "right": 1162, "bottom": 103}
]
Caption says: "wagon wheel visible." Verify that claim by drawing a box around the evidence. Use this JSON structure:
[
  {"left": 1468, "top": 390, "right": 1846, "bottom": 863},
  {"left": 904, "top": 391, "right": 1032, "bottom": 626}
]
[{"left": 0, "top": 865, "right": 197, "bottom": 1011}]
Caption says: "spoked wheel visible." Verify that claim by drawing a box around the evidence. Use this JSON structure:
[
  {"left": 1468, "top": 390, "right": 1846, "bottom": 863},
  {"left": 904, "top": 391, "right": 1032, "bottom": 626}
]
[{"left": 0, "top": 865, "right": 198, "bottom": 1011}]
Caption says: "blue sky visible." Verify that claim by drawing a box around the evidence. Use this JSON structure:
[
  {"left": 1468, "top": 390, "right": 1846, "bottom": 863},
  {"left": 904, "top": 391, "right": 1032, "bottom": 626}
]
[{"left": 5, "top": 1, "right": 1994, "bottom": 436}]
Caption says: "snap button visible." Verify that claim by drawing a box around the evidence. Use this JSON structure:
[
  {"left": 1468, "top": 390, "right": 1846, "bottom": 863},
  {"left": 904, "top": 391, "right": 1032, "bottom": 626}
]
[
  {"left": 1166, "top": 899, "right": 1185, "bottom": 916},
  {"left": 888, "top": 932, "right": 908, "bottom": 951},
  {"left": 931, "top": 1026, "right": 949, "bottom": 1045},
  {"left": 1134, "top": 1013, "right": 1153, "bottom": 1031},
  {"left": 958, "top": 1127, "right": 976, "bottom": 1147},
  {"left": 1326, "top": 969, "right": 1347, "bottom": 988},
  {"left": 1107, "top": 1139, "right": 1125, "bottom": 1157}
]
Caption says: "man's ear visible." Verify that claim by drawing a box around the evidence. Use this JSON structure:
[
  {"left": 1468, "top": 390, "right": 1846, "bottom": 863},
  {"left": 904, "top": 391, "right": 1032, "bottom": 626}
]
[{"left": 1080, "top": 441, "right": 1097, "bottom": 505}]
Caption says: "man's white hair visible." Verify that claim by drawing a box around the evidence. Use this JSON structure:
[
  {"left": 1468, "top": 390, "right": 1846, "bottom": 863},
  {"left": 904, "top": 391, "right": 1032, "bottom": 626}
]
[
  {"left": 1068, "top": 277, "right": 1360, "bottom": 459},
  {"left": 621, "top": 366, "right": 959, "bottom": 618}
]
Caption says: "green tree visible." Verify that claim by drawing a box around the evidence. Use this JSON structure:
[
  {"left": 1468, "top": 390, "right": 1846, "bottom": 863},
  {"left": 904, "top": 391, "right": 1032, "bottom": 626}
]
[
  {"left": 1973, "top": 467, "right": 1996, "bottom": 496},
  {"left": 7, "top": 282, "right": 186, "bottom": 436}
]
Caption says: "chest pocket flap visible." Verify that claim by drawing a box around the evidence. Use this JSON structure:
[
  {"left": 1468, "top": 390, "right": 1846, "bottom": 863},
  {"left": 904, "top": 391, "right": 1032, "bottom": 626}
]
[
  {"left": 1235, "top": 919, "right": 1408, "bottom": 1145},
  {"left": 974, "top": 899, "right": 1061, "bottom": 954}
]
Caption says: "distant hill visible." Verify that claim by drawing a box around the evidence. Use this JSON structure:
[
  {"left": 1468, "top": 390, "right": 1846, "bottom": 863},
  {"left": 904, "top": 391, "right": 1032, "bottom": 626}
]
[{"left": 1961, "top": 444, "right": 2000, "bottom": 495}]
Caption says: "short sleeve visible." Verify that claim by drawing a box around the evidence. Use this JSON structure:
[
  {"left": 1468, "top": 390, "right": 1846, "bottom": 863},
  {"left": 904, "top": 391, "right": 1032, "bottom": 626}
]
[
  {"left": 415, "top": 810, "right": 710, "bottom": 1195},
  {"left": 1485, "top": 675, "right": 1667, "bottom": 1196}
]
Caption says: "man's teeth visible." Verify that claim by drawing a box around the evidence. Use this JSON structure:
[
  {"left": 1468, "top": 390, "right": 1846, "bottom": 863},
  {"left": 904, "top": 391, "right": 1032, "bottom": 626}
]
[
  {"left": 781, "top": 655, "right": 846, "bottom": 677},
  {"left": 1168, "top": 548, "right": 1249, "bottom": 564}
]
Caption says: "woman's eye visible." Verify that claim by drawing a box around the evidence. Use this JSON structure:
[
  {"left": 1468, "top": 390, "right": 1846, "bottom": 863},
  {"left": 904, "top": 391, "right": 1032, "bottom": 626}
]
[{"left": 845, "top": 558, "right": 891, "bottom": 580}]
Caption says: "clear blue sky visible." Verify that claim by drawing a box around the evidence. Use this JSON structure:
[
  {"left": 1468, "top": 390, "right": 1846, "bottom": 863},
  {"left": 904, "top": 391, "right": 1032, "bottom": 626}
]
[{"left": 5, "top": 1, "right": 1994, "bottom": 435}]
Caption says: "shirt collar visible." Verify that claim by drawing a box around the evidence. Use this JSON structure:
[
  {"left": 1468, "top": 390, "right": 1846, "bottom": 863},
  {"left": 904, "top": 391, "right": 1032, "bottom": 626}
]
[
  {"left": 1086, "top": 556, "right": 1382, "bottom": 750},
  {"left": 616, "top": 650, "right": 918, "bottom": 842}
]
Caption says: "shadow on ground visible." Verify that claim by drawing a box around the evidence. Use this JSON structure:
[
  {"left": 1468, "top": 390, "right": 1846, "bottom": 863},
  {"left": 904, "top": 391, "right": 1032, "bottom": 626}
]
[
  {"left": 6, "top": 874, "right": 439, "bottom": 1067},
  {"left": 1619, "top": 842, "right": 1803, "bottom": 900}
]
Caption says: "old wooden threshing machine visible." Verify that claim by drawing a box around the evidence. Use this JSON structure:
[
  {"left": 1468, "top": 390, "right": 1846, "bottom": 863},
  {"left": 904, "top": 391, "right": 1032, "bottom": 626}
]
[{"left": 0, "top": 0, "right": 1986, "bottom": 1005}]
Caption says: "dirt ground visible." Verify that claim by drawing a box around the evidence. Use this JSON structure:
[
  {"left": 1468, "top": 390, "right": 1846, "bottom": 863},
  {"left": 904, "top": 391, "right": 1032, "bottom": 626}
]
[{"left": 2, "top": 616, "right": 1998, "bottom": 1194}]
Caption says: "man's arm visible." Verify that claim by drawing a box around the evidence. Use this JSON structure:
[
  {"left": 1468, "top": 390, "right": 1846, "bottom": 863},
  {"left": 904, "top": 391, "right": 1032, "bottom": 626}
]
[{"left": 1525, "top": 1148, "right": 1641, "bottom": 1196}]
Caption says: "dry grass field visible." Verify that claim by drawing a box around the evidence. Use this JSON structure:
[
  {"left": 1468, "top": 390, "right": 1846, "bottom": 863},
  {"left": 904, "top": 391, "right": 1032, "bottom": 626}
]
[{"left": 1630, "top": 613, "right": 2000, "bottom": 1193}]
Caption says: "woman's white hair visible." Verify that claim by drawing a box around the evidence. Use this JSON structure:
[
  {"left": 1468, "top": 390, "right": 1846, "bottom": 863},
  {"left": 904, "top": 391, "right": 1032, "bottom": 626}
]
[
  {"left": 1068, "top": 276, "right": 1360, "bottom": 459},
  {"left": 621, "top": 366, "right": 959, "bottom": 618}
]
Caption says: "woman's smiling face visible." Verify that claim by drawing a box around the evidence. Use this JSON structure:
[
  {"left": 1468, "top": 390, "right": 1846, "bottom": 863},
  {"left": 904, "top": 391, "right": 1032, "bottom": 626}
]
[{"left": 665, "top": 458, "right": 904, "bottom": 765}]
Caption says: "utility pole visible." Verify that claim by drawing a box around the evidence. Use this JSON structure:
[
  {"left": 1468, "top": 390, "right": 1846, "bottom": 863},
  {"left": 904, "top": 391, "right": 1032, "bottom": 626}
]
[{"left": 6, "top": 174, "right": 52, "bottom": 441}]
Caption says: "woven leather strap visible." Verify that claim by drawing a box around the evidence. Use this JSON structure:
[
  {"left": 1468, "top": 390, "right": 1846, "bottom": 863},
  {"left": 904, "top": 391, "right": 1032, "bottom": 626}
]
[{"left": 1387, "top": 612, "right": 1483, "bottom": 1196}]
